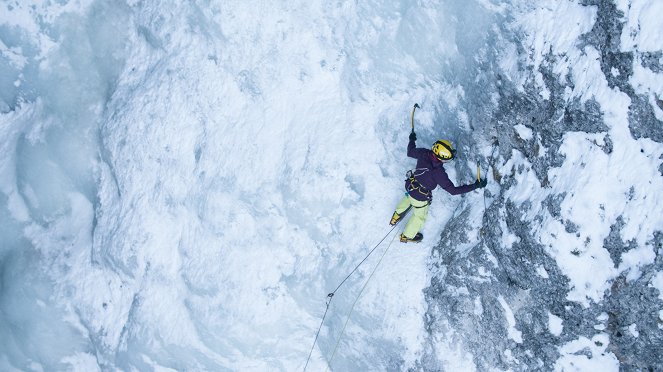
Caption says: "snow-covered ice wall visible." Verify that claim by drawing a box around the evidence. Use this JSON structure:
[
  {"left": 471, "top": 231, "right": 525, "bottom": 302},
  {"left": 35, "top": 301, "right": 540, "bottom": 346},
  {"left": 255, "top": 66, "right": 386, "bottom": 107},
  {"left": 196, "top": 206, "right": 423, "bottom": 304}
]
[
  {"left": 3, "top": 0, "right": 663, "bottom": 370},
  {"left": 1, "top": 0, "right": 499, "bottom": 370}
]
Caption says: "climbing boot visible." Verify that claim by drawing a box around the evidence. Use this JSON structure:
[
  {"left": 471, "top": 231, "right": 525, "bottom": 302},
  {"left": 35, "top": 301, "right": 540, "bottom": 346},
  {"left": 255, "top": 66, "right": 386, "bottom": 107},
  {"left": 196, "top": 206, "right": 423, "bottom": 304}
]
[
  {"left": 400, "top": 232, "right": 423, "bottom": 243},
  {"left": 389, "top": 206, "right": 411, "bottom": 226},
  {"left": 390, "top": 212, "right": 402, "bottom": 226}
]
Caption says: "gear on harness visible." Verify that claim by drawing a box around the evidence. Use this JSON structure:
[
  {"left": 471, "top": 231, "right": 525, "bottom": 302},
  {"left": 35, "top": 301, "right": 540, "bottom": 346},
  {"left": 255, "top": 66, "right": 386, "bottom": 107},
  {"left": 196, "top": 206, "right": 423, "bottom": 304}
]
[
  {"left": 406, "top": 168, "right": 432, "bottom": 200},
  {"left": 432, "top": 139, "right": 456, "bottom": 161}
]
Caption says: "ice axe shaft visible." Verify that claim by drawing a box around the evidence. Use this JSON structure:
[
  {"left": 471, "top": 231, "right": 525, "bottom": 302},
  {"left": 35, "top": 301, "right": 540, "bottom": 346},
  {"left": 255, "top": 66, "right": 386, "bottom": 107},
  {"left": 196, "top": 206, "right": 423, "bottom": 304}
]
[{"left": 410, "top": 103, "right": 420, "bottom": 133}]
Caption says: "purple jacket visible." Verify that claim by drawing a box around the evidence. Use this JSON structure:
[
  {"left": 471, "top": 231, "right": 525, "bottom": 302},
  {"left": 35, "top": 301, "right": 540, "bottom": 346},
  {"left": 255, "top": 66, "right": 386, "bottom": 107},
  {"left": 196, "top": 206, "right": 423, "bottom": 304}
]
[{"left": 405, "top": 138, "right": 476, "bottom": 201}]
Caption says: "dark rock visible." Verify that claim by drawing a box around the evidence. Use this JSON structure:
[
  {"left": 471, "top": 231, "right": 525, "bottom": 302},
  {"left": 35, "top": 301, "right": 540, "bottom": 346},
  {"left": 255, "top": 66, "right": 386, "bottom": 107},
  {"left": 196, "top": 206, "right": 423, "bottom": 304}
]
[
  {"left": 580, "top": 0, "right": 634, "bottom": 95},
  {"left": 628, "top": 94, "right": 663, "bottom": 142},
  {"left": 640, "top": 51, "right": 663, "bottom": 73},
  {"left": 420, "top": 1, "right": 663, "bottom": 370},
  {"left": 603, "top": 217, "right": 637, "bottom": 267}
]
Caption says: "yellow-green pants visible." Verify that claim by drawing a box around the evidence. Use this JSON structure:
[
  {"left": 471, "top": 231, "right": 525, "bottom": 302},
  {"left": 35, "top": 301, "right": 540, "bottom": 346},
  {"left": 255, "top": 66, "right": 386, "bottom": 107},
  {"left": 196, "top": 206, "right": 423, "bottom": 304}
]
[{"left": 395, "top": 193, "right": 429, "bottom": 239}]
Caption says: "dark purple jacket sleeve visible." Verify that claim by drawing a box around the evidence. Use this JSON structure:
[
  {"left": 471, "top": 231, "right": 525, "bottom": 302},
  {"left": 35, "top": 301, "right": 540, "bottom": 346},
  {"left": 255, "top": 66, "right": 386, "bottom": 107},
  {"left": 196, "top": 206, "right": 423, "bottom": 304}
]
[
  {"left": 435, "top": 164, "right": 477, "bottom": 195},
  {"left": 407, "top": 138, "right": 429, "bottom": 160}
]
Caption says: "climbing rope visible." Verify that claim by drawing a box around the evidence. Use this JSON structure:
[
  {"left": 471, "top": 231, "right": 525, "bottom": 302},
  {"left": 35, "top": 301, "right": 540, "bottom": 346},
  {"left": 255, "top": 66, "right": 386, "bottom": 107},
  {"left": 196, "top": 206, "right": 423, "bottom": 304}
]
[
  {"left": 327, "top": 222, "right": 402, "bottom": 297},
  {"left": 303, "top": 297, "right": 331, "bottom": 371},
  {"left": 303, "top": 210, "right": 410, "bottom": 371},
  {"left": 325, "top": 229, "right": 400, "bottom": 371}
]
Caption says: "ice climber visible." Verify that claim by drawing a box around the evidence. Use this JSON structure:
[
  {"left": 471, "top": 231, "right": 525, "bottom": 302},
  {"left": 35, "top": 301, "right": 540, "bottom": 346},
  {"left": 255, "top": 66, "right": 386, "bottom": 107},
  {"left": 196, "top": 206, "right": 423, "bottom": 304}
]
[{"left": 390, "top": 131, "right": 487, "bottom": 243}]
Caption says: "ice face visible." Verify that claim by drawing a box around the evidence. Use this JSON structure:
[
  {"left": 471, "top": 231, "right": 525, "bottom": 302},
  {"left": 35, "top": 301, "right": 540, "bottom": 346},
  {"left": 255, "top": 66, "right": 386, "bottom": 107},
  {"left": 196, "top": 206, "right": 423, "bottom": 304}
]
[
  {"left": 0, "top": 1, "right": 500, "bottom": 370},
  {"left": 2, "top": 0, "right": 663, "bottom": 371}
]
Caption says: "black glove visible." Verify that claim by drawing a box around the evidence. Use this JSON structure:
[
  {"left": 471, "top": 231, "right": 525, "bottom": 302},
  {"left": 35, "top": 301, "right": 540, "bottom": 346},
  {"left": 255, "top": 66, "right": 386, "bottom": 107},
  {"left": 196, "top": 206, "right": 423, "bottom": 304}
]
[
  {"left": 474, "top": 178, "right": 487, "bottom": 189},
  {"left": 409, "top": 132, "right": 417, "bottom": 141}
]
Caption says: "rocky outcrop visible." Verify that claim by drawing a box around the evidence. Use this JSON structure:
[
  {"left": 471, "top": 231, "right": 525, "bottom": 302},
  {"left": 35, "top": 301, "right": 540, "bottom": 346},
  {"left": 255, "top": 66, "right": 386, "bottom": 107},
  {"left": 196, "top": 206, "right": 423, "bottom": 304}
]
[{"left": 421, "top": 1, "right": 663, "bottom": 370}]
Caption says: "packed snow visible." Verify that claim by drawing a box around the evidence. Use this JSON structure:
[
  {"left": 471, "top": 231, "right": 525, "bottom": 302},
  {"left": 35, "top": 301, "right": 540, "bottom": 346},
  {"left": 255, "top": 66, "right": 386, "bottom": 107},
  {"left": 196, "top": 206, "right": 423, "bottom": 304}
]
[{"left": 548, "top": 312, "right": 563, "bottom": 337}]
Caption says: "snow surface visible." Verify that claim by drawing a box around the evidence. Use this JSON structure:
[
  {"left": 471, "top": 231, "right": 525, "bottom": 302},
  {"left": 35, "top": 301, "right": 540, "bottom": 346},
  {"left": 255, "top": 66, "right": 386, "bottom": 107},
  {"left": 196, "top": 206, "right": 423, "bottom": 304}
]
[
  {"left": 555, "top": 334, "right": 619, "bottom": 372},
  {"left": 1, "top": 0, "right": 662, "bottom": 370},
  {"left": 548, "top": 312, "right": 563, "bottom": 337},
  {"left": 497, "top": 295, "right": 523, "bottom": 344},
  {"left": 513, "top": 124, "right": 533, "bottom": 141},
  {"left": 651, "top": 271, "right": 663, "bottom": 300},
  {"left": 618, "top": 0, "right": 663, "bottom": 53}
]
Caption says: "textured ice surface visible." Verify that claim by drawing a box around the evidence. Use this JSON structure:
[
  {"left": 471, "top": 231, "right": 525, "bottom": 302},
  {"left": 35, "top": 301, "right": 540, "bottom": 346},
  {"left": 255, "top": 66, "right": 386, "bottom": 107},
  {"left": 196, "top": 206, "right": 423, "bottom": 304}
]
[{"left": 1, "top": 0, "right": 662, "bottom": 371}]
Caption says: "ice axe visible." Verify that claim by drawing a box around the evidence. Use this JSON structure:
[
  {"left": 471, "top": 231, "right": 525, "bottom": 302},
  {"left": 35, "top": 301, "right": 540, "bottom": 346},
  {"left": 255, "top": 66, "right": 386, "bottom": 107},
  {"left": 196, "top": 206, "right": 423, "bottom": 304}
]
[{"left": 410, "top": 103, "right": 420, "bottom": 134}]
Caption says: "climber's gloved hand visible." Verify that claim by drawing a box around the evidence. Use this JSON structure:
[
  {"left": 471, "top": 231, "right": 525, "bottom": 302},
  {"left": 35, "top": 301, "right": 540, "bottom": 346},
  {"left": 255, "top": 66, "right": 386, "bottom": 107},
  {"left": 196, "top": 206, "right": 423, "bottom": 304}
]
[
  {"left": 474, "top": 178, "right": 487, "bottom": 189},
  {"left": 409, "top": 132, "right": 417, "bottom": 141}
]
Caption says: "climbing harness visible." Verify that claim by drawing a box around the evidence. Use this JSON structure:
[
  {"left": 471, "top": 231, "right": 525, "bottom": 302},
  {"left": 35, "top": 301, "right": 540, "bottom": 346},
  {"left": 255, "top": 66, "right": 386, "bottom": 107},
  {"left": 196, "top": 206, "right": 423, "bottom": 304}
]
[
  {"left": 406, "top": 168, "right": 432, "bottom": 200},
  {"left": 303, "top": 209, "right": 411, "bottom": 371}
]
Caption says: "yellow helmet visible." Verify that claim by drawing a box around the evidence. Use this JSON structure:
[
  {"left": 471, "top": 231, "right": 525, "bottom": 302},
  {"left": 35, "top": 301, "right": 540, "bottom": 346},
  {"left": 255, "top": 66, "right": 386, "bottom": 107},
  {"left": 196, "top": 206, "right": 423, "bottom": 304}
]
[{"left": 432, "top": 139, "right": 456, "bottom": 161}]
